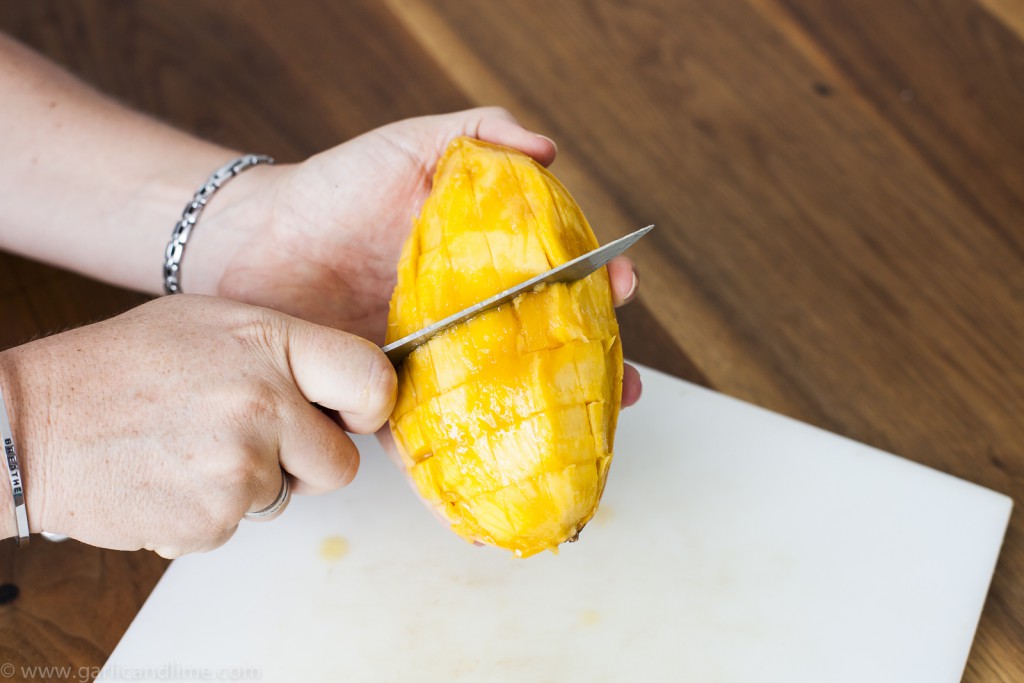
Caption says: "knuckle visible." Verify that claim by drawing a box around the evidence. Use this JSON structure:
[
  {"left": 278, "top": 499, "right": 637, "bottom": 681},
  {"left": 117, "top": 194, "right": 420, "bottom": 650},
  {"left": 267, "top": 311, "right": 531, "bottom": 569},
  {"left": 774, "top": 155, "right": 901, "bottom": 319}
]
[
  {"left": 235, "top": 309, "right": 288, "bottom": 360},
  {"left": 216, "top": 449, "right": 258, "bottom": 489},
  {"left": 204, "top": 487, "right": 249, "bottom": 531},
  {"left": 241, "top": 382, "right": 286, "bottom": 425},
  {"left": 203, "top": 452, "right": 267, "bottom": 526},
  {"left": 201, "top": 525, "right": 239, "bottom": 553},
  {"left": 479, "top": 105, "right": 513, "bottom": 120}
]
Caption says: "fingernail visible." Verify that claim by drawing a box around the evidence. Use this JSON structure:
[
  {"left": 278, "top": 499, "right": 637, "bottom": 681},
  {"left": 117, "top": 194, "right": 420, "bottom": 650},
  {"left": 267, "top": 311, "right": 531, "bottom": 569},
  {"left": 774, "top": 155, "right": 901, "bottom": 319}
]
[
  {"left": 535, "top": 134, "right": 558, "bottom": 153},
  {"left": 625, "top": 269, "right": 638, "bottom": 302}
]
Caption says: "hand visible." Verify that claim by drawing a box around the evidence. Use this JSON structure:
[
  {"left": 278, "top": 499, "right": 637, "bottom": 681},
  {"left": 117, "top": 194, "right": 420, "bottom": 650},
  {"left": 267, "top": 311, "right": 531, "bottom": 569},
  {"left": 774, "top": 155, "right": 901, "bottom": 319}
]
[
  {"left": 0, "top": 295, "right": 395, "bottom": 557},
  {"left": 194, "top": 108, "right": 642, "bottom": 406}
]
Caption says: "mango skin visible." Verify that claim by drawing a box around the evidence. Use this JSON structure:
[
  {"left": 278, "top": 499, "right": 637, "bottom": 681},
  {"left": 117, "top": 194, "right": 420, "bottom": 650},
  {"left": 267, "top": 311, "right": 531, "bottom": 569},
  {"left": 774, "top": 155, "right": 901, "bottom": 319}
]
[{"left": 386, "top": 137, "right": 623, "bottom": 557}]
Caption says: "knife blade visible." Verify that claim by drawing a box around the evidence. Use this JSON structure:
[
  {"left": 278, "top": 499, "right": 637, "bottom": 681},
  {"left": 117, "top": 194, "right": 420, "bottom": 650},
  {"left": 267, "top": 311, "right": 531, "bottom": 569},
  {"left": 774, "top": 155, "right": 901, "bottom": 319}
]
[{"left": 382, "top": 224, "right": 653, "bottom": 365}]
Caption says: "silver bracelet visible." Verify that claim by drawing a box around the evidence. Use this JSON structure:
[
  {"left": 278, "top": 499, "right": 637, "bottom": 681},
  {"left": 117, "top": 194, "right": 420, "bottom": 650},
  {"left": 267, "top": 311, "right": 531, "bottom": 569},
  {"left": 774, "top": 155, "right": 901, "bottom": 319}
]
[
  {"left": 0, "top": 386, "right": 29, "bottom": 546},
  {"left": 163, "top": 154, "right": 275, "bottom": 294}
]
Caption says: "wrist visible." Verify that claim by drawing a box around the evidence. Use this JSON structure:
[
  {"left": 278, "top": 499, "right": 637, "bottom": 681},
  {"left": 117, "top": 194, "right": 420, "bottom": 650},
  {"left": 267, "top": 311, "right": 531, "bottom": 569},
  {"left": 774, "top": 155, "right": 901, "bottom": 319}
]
[
  {"left": 171, "top": 160, "right": 288, "bottom": 297},
  {"left": 124, "top": 143, "right": 247, "bottom": 296},
  {"left": 0, "top": 352, "right": 15, "bottom": 541},
  {"left": 0, "top": 345, "right": 57, "bottom": 538}
]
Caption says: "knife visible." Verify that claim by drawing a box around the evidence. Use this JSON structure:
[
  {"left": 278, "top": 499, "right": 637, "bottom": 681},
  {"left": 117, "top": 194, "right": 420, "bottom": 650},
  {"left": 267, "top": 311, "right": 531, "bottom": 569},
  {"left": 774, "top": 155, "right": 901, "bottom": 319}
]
[{"left": 382, "top": 224, "right": 653, "bottom": 365}]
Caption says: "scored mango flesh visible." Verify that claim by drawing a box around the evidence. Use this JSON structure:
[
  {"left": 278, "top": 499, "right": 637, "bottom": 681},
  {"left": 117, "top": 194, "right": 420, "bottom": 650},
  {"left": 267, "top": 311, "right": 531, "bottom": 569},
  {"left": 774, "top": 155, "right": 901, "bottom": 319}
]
[{"left": 386, "top": 137, "right": 623, "bottom": 557}]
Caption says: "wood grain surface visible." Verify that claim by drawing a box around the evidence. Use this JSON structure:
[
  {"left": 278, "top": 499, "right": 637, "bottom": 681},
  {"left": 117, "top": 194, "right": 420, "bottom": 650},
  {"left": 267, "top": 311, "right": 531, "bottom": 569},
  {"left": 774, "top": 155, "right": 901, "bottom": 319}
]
[{"left": 0, "top": 1, "right": 1020, "bottom": 680}]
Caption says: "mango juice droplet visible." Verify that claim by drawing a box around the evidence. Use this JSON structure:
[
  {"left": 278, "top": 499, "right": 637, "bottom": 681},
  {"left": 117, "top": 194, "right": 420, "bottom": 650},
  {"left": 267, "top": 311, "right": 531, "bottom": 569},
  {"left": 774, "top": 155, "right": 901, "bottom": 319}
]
[
  {"left": 319, "top": 535, "right": 349, "bottom": 562},
  {"left": 385, "top": 137, "right": 623, "bottom": 557}
]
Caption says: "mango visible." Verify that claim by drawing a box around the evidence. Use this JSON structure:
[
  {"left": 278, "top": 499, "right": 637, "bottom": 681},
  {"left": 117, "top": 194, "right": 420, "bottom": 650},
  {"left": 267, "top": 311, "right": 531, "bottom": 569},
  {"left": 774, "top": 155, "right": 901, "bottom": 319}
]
[{"left": 386, "top": 137, "right": 623, "bottom": 557}]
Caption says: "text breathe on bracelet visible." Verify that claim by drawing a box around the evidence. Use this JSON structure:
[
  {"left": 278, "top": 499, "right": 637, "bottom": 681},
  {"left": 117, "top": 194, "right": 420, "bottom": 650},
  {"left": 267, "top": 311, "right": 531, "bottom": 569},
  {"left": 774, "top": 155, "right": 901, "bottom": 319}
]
[
  {"left": 163, "top": 154, "right": 274, "bottom": 295},
  {"left": 0, "top": 386, "right": 29, "bottom": 546}
]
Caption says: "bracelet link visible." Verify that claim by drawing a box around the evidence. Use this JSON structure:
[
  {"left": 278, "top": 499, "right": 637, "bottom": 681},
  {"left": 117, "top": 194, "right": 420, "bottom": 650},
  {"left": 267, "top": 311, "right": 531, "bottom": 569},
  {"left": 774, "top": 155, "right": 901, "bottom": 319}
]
[
  {"left": 162, "top": 154, "right": 274, "bottom": 295},
  {"left": 165, "top": 240, "right": 184, "bottom": 264}
]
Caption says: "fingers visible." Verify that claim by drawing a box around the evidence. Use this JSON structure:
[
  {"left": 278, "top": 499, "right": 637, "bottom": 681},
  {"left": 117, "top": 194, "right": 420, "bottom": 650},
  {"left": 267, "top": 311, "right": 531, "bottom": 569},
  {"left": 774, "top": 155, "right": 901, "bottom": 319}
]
[
  {"left": 472, "top": 111, "right": 558, "bottom": 166},
  {"left": 282, "top": 318, "right": 397, "bottom": 434},
  {"left": 439, "top": 106, "right": 558, "bottom": 166},
  {"left": 244, "top": 468, "right": 291, "bottom": 521},
  {"left": 622, "top": 363, "right": 643, "bottom": 408},
  {"left": 609, "top": 256, "right": 641, "bottom": 408},
  {"left": 267, "top": 318, "right": 393, "bottom": 498},
  {"left": 607, "top": 256, "right": 639, "bottom": 307},
  {"left": 276, "top": 401, "right": 361, "bottom": 496},
  {"left": 149, "top": 523, "right": 240, "bottom": 559}
]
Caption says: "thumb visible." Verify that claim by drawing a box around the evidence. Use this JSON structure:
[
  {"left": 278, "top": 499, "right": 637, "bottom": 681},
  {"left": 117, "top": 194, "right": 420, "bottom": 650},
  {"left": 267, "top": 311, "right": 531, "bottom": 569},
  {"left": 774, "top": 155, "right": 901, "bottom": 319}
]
[
  {"left": 390, "top": 107, "right": 558, "bottom": 169},
  {"left": 282, "top": 318, "right": 397, "bottom": 434},
  {"left": 459, "top": 107, "right": 558, "bottom": 166}
]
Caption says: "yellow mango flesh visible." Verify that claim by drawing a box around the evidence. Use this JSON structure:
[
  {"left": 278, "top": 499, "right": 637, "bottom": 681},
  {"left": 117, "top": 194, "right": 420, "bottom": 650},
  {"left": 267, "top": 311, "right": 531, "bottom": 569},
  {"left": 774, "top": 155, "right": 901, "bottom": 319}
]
[{"left": 386, "top": 137, "right": 623, "bottom": 557}]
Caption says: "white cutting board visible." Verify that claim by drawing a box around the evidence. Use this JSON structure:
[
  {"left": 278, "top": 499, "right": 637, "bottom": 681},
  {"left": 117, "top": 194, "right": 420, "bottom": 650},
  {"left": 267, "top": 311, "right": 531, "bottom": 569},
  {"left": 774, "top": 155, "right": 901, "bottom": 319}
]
[{"left": 102, "top": 365, "right": 1011, "bottom": 683}]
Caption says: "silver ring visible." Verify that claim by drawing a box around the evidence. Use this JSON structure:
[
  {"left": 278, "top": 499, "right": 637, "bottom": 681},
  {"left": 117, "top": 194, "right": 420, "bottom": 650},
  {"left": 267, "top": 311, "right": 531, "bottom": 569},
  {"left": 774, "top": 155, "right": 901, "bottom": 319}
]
[{"left": 244, "top": 469, "right": 291, "bottom": 521}]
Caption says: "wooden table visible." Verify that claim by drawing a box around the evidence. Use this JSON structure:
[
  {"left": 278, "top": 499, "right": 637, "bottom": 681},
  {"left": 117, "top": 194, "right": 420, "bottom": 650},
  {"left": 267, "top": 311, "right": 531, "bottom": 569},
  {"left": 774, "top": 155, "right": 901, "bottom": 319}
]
[{"left": 0, "top": 1, "right": 1020, "bottom": 680}]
